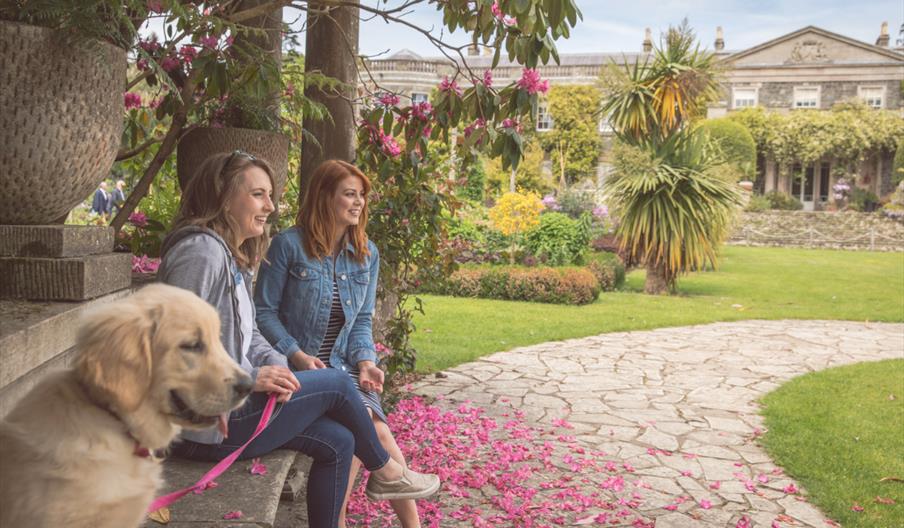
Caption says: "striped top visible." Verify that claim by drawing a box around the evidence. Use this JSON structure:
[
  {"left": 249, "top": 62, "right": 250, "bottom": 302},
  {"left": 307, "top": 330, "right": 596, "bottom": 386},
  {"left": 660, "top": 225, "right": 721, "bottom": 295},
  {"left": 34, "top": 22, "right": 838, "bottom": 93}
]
[{"left": 316, "top": 279, "right": 386, "bottom": 422}]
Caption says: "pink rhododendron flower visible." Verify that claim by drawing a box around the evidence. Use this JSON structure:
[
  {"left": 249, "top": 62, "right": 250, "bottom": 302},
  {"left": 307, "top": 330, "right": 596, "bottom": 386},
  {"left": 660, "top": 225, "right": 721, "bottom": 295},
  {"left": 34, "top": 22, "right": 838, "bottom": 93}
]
[
  {"left": 223, "top": 511, "right": 243, "bottom": 519},
  {"left": 131, "top": 255, "right": 161, "bottom": 274},
  {"left": 284, "top": 82, "right": 295, "bottom": 98},
  {"left": 736, "top": 516, "right": 752, "bottom": 528},
  {"left": 200, "top": 35, "right": 218, "bottom": 49},
  {"left": 178, "top": 45, "right": 198, "bottom": 64},
  {"left": 517, "top": 68, "right": 549, "bottom": 95},
  {"left": 503, "top": 16, "right": 517, "bottom": 26},
  {"left": 136, "top": 58, "right": 150, "bottom": 71},
  {"left": 482, "top": 69, "right": 493, "bottom": 87},
  {"left": 138, "top": 37, "right": 160, "bottom": 53},
  {"left": 249, "top": 458, "right": 267, "bottom": 475},
  {"left": 379, "top": 131, "right": 402, "bottom": 158},
  {"left": 491, "top": 1, "right": 503, "bottom": 18},
  {"left": 757, "top": 474, "right": 769, "bottom": 484},
  {"left": 128, "top": 211, "right": 148, "bottom": 227},
  {"left": 411, "top": 101, "right": 432, "bottom": 121},
  {"left": 439, "top": 76, "right": 463, "bottom": 96},
  {"left": 377, "top": 92, "right": 400, "bottom": 106},
  {"left": 700, "top": 499, "right": 712, "bottom": 509},
  {"left": 124, "top": 92, "right": 142, "bottom": 110},
  {"left": 783, "top": 483, "right": 798, "bottom": 494},
  {"left": 160, "top": 55, "right": 180, "bottom": 72}
]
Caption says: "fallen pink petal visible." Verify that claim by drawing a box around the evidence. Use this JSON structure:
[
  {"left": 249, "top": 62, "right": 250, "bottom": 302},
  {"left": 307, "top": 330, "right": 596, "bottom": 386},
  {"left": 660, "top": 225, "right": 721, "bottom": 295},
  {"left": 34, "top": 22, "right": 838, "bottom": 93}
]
[
  {"left": 249, "top": 458, "right": 267, "bottom": 475},
  {"left": 223, "top": 511, "right": 242, "bottom": 519}
]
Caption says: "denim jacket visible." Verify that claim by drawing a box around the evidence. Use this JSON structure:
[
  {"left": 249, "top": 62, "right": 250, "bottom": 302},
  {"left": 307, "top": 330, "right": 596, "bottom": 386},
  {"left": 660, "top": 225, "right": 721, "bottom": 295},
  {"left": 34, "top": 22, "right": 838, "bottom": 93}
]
[{"left": 254, "top": 227, "right": 379, "bottom": 370}]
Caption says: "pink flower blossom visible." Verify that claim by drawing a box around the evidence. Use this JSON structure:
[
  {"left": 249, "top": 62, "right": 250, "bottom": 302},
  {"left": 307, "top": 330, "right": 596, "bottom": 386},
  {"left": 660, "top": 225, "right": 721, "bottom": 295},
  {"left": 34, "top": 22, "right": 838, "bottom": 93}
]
[
  {"left": 491, "top": 1, "right": 503, "bottom": 19},
  {"left": 377, "top": 92, "right": 400, "bottom": 106},
  {"left": 411, "top": 101, "right": 432, "bottom": 121},
  {"left": 124, "top": 92, "right": 142, "bottom": 110},
  {"left": 503, "top": 16, "right": 517, "bottom": 26},
  {"left": 757, "top": 474, "right": 769, "bottom": 484},
  {"left": 736, "top": 516, "right": 752, "bottom": 528},
  {"left": 146, "top": 0, "right": 164, "bottom": 14},
  {"left": 200, "top": 35, "right": 219, "bottom": 49},
  {"left": 223, "top": 511, "right": 243, "bottom": 520},
  {"left": 249, "top": 458, "right": 267, "bottom": 475},
  {"left": 783, "top": 483, "right": 798, "bottom": 494},
  {"left": 700, "top": 499, "right": 712, "bottom": 509},
  {"left": 128, "top": 211, "right": 148, "bottom": 227},
  {"left": 160, "top": 55, "right": 180, "bottom": 72},
  {"left": 439, "top": 76, "right": 462, "bottom": 97},
  {"left": 482, "top": 69, "right": 493, "bottom": 87},
  {"left": 517, "top": 68, "right": 549, "bottom": 95},
  {"left": 178, "top": 45, "right": 198, "bottom": 64},
  {"left": 709, "top": 481, "right": 722, "bottom": 490},
  {"left": 378, "top": 131, "right": 402, "bottom": 158},
  {"left": 131, "top": 255, "right": 160, "bottom": 274},
  {"left": 136, "top": 58, "right": 150, "bottom": 71},
  {"left": 138, "top": 37, "right": 160, "bottom": 53},
  {"left": 851, "top": 503, "right": 864, "bottom": 512}
]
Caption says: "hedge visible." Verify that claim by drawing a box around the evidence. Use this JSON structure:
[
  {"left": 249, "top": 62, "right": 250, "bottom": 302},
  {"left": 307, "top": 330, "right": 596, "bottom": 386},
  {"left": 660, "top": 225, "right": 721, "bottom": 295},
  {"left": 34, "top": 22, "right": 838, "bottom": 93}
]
[
  {"left": 433, "top": 265, "right": 601, "bottom": 305},
  {"left": 585, "top": 252, "right": 625, "bottom": 291}
]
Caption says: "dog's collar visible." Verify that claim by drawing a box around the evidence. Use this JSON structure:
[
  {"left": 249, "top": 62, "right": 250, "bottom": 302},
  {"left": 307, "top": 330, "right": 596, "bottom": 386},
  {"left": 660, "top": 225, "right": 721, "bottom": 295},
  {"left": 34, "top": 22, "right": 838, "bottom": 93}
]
[{"left": 76, "top": 379, "right": 159, "bottom": 459}]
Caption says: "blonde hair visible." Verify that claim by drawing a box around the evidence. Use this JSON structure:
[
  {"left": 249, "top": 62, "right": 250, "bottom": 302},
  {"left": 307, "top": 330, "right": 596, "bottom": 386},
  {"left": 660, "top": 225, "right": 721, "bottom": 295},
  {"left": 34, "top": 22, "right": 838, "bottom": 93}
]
[
  {"left": 296, "top": 160, "right": 371, "bottom": 263},
  {"left": 172, "top": 151, "right": 275, "bottom": 269}
]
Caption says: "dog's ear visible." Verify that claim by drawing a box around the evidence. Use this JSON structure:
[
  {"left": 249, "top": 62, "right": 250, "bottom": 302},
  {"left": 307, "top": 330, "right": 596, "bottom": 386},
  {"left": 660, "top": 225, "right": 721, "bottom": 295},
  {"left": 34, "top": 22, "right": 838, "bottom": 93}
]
[{"left": 74, "top": 301, "right": 155, "bottom": 413}]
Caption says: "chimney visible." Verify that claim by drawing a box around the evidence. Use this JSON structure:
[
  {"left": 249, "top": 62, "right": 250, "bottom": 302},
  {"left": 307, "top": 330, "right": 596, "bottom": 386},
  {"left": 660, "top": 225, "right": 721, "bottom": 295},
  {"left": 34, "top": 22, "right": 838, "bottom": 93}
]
[
  {"left": 642, "top": 27, "right": 652, "bottom": 53},
  {"left": 714, "top": 26, "right": 725, "bottom": 51},
  {"left": 468, "top": 43, "right": 479, "bottom": 56},
  {"left": 876, "top": 21, "right": 889, "bottom": 47}
]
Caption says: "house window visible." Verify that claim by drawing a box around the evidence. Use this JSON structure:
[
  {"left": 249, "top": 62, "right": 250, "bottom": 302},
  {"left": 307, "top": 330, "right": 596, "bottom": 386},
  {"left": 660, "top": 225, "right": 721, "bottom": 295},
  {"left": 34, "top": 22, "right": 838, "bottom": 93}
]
[
  {"left": 732, "top": 87, "right": 757, "bottom": 109},
  {"left": 858, "top": 86, "right": 885, "bottom": 108},
  {"left": 793, "top": 87, "right": 819, "bottom": 109},
  {"left": 535, "top": 101, "right": 553, "bottom": 131},
  {"left": 819, "top": 164, "right": 830, "bottom": 202},
  {"left": 410, "top": 92, "right": 429, "bottom": 104},
  {"left": 598, "top": 112, "right": 613, "bottom": 133}
]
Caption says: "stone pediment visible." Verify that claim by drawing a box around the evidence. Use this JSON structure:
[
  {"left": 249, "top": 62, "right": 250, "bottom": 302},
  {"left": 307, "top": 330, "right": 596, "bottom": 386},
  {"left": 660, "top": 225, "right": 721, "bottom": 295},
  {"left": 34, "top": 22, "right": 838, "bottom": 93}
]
[{"left": 724, "top": 26, "right": 904, "bottom": 67}]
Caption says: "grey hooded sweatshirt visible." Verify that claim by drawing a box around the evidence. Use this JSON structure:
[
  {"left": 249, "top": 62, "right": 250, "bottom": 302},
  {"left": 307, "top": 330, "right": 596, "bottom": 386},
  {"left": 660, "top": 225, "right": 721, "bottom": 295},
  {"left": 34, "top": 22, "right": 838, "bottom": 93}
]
[{"left": 158, "top": 226, "right": 288, "bottom": 444}]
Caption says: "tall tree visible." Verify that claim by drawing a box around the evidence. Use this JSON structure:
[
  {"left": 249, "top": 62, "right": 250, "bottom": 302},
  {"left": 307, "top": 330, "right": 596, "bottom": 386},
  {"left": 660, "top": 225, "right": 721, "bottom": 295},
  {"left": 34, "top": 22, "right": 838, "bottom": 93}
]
[
  {"left": 537, "top": 85, "right": 603, "bottom": 188},
  {"left": 602, "top": 22, "right": 742, "bottom": 294}
]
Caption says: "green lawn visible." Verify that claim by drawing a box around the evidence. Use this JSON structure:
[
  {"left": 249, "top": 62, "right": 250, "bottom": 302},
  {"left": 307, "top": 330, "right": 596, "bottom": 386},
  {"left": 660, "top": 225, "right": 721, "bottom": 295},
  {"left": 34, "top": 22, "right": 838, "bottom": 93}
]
[
  {"left": 410, "top": 246, "right": 904, "bottom": 372},
  {"left": 760, "top": 360, "right": 904, "bottom": 528}
]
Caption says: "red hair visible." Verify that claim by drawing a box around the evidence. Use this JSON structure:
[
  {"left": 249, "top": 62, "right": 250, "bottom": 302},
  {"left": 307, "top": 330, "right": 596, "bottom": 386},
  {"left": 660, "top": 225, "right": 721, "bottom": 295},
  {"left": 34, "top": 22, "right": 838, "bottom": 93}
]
[{"left": 297, "top": 160, "right": 371, "bottom": 262}]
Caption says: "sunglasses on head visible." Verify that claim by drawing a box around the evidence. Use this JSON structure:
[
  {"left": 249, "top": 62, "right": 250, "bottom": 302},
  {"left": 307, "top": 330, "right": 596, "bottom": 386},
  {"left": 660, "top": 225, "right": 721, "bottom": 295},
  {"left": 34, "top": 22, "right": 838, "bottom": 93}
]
[{"left": 221, "top": 150, "right": 256, "bottom": 175}]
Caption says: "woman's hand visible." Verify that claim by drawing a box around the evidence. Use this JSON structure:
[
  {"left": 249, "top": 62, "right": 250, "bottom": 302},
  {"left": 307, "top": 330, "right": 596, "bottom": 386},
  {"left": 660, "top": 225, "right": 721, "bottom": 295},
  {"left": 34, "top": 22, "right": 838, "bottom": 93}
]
[
  {"left": 290, "top": 350, "right": 326, "bottom": 371},
  {"left": 357, "top": 361, "right": 384, "bottom": 393},
  {"left": 254, "top": 365, "right": 301, "bottom": 402}
]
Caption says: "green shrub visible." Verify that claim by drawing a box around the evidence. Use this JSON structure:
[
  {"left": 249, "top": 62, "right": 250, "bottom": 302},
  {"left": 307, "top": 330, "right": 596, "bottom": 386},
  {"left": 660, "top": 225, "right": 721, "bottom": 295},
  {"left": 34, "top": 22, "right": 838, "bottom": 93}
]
[
  {"left": 585, "top": 252, "right": 625, "bottom": 291},
  {"left": 436, "top": 265, "right": 600, "bottom": 305},
  {"left": 700, "top": 118, "right": 757, "bottom": 180},
  {"left": 745, "top": 193, "right": 771, "bottom": 212},
  {"left": 524, "top": 212, "right": 591, "bottom": 266},
  {"left": 848, "top": 187, "right": 880, "bottom": 212},
  {"left": 893, "top": 139, "right": 904, "bottom": 186},
  {"left": 556, "top": 188, "right": 598, "bottom": 219},
  {"left": 765, "top": 191, "right": 803, "bottom": 210}
]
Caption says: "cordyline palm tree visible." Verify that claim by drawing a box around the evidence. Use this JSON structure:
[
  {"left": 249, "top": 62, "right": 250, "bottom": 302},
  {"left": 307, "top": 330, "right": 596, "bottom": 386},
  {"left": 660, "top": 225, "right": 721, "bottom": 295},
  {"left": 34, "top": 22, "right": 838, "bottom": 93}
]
[{"left": 601, "top": 22, "right": 742, "bottom": 294}]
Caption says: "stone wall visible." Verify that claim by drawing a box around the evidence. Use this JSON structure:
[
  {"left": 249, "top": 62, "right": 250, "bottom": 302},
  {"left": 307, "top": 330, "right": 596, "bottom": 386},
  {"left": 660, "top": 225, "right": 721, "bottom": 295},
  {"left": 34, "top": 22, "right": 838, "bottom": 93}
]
[
  {"left": 755, "top": 80, "right": 901, "bottom": 110},
  {"left": 728, "top": 210, "right": 904, "bottom": 251}
]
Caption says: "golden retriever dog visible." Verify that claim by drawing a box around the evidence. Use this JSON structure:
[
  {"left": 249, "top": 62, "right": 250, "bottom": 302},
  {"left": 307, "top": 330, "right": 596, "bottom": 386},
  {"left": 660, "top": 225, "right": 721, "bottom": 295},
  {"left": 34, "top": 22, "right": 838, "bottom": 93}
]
[{"left": 0, "top": 284, "right": 252, "bottom": 528}]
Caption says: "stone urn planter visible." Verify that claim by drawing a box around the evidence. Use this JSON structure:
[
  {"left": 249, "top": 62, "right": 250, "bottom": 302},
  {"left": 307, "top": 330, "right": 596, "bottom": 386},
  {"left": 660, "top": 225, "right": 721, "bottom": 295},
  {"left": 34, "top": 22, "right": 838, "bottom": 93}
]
[
  {"left": 0, "top": 21, "right": 125, "bottom": 225},
  {"left": 177, "top": 127, "right": 290, "bottom": 206}
]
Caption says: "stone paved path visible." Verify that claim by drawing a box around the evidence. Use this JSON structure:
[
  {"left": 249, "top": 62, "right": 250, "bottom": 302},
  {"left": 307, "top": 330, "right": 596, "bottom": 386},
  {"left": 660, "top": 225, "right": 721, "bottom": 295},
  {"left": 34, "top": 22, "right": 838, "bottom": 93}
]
[{"left": 409, "top": 320, "right": 904, "bottom": 527}]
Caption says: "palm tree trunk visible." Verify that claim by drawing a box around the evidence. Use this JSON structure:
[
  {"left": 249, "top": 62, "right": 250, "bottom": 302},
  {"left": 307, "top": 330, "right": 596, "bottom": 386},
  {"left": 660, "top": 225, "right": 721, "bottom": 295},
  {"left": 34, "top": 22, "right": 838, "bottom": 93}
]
[{"left": 644, "top": 261, "right": 670, "bottom": 294}]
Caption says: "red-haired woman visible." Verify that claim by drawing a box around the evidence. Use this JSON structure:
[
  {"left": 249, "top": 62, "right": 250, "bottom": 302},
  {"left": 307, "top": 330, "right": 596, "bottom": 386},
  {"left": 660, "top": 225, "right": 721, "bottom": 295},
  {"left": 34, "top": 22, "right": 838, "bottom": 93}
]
[{"left": 255, "top": 160, "right": 431, "bottom": 527}]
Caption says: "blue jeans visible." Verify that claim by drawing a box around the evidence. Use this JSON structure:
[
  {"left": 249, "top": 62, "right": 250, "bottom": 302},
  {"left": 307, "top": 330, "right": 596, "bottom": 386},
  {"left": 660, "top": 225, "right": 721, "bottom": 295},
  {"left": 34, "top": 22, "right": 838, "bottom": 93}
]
[{"left": 171, "top": 368, "right": 390, "bottom": 528}]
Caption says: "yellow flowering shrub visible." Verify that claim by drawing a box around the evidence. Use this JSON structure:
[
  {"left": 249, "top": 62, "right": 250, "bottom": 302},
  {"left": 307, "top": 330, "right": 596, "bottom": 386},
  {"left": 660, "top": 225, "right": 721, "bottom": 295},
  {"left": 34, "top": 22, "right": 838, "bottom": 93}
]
[{"left": 488, "top": 191, "right": 544, "bottom": 236}]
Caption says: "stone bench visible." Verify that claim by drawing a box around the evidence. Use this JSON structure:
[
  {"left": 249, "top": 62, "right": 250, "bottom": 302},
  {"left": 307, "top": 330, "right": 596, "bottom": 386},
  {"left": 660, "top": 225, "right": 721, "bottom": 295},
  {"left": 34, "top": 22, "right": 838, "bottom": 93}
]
[{"left": 144, "top": 450, "right": 307, "bottom": 528}]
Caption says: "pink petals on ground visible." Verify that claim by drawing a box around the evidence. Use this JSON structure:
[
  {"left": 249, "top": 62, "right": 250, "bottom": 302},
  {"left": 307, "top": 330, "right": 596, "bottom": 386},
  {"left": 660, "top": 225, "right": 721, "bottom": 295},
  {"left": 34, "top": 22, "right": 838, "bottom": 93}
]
[
  {"left": 851, "top": 502, "right": 864, "bottom": 512},
  {"left": 736, "top": 516, "right": 752, "bottom": 528},
  {"left": 223, "top": 511, "right": 243, "bottom": 519},
  {"left": 699, "top": 499, "right": 712, "bottom": 509},
  {"left": 249, "top": 458, "right": 267, "bottom": 476},
  {"left": 783, "top": 483, "right": 798, "bottom": 494}
]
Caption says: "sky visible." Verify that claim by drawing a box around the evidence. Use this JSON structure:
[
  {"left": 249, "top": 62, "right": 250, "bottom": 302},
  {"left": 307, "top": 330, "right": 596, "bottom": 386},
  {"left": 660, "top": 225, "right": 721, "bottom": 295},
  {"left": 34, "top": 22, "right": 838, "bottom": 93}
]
[{"left": 284, "top": 0, "right": 904, "bottom": 58}]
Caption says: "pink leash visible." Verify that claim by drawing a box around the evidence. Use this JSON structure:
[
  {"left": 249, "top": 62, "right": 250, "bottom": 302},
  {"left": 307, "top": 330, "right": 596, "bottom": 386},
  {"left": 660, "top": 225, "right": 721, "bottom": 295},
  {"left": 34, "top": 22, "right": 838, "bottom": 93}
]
[{"left": 147, "top": 394, "right": 278, "bottom": 512}]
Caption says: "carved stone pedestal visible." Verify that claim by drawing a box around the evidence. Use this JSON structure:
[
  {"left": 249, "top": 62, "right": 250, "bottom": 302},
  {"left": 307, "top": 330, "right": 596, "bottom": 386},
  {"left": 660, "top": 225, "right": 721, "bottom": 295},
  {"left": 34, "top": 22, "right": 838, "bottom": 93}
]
[{"left": 0, "top": 225, "right": 131, "bottom": 301}]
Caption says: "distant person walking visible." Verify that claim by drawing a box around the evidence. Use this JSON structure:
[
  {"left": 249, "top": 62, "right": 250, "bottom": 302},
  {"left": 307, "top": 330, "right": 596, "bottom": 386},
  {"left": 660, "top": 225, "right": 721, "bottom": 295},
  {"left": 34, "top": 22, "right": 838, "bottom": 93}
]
[
  {"left": 111, "top": 180, "right": 126, "bottom": 215},
  {"left": 91, "top": 182, "right": 111, "bottom": 219}
]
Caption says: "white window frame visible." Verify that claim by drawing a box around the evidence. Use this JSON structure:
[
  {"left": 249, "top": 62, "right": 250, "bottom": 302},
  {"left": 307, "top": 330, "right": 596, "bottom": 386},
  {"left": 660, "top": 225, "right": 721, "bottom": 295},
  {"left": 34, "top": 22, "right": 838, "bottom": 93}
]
[
  {"left": 858, "top": 85, "right": 885, "bottom": 109},
  {"left": 535, "top": 100, "right": 553, "bottom": 132},
  {"left": 793, "top": 86, "right": 820, "bottom": 109},
  {"left": 598, "top": 111, "right": 613, "bottom": 133},
  {"left": 732, "top": 87, "right": 758, "bottom": 109},
  {"left": 410, "top": 92, "right": 429, "bottom": 104}
]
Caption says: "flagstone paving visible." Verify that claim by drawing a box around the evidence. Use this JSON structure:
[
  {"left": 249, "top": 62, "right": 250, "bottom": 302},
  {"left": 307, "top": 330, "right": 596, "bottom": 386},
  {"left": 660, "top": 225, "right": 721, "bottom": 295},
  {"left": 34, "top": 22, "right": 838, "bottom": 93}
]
[{"left": 402, "top": 320, "right": 903, "bottom": 527}]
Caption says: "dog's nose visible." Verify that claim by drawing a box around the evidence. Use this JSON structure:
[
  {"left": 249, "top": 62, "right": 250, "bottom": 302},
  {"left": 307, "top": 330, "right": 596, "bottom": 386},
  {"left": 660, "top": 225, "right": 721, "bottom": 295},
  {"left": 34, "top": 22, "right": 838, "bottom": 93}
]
[{"left": 233, "top": 373, "right": 253, "bottom": 398}]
